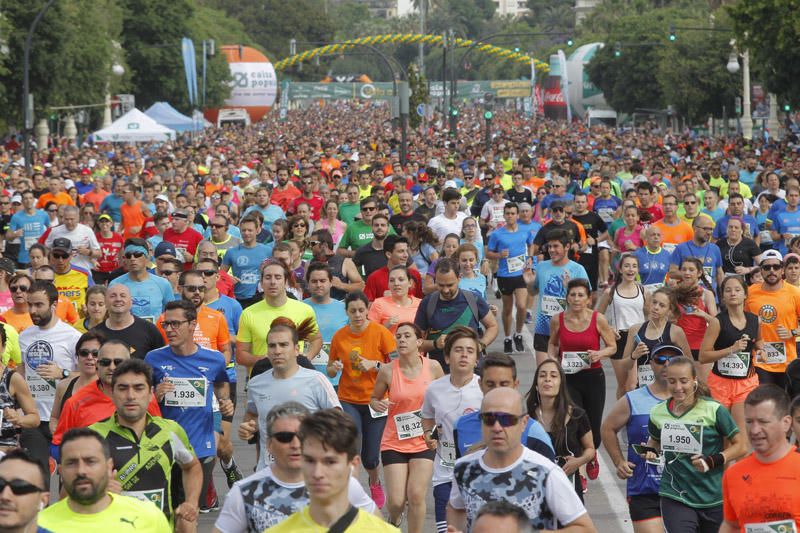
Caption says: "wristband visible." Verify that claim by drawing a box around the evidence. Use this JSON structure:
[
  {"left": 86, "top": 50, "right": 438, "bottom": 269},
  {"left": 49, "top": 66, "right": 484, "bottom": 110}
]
[{"left": 702, "top": 452, "right": 725, "bottom": 470}]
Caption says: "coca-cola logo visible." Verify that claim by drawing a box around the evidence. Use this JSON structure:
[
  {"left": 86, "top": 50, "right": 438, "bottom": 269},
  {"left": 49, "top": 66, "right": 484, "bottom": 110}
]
[{"left": 543, "top": 88, "right": 565, "bottom": 105}]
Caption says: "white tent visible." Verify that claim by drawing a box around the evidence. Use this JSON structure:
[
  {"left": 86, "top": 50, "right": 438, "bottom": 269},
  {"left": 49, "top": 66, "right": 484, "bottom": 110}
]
[{"left": 94, "top": 108, "right": 176, "bottom": 143}]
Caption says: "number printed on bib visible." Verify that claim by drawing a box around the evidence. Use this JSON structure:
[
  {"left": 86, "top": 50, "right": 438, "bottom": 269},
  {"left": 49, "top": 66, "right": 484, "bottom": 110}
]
[
  {"left": 506, "top": 255, "right": 525, "bottom": 273},
  {"left": 744, "top": 520, "right": 797, "bottom": 533},
  {"left": 541, "top": 295, "right": 566, "bottom": 316},
  {"left": 644, "top": 283, "right": 664, "bottom": 294},
  {"left": 717, "top": 352, "right": 750, "bottom": 377},
  {"left": 164, "top": 377, "right": 207, "bottom": 408},
  {"left": 395, "top": 410, "right": 423, "bottom": 440},
  {"left": 637, "top": 364, "right": 655, "bottom": 386},
  {"left": 25, "top": 372, "right": 55, "bottom": 400},
  {"left": 561, "top": 351, "right": 590, "bottom": 374},
  {"left": 661, "top": 422, "right": 703, "bottom": 455},
  {"left": 764, "top": 342, "right": 787, "bottom": 364},
  {"left": 439, "top": 440, "right": 456, "bottom": 469}
]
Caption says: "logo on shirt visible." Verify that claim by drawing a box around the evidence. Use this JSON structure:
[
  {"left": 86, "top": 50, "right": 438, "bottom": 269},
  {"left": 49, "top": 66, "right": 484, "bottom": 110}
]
[
  {"left": 759, "top": 304, "right": 777, "bottom": 324},
  {"left": 236, "top": 256, "right": 250, "bottom": 266},
  {"left": 160, "top": 365, "right": 175, "bottom": 372},
  {"left": 198, "top": 366, "right": 209, "bottom": 372},
  {"left": 24, "top": 340, "right": 54, "bottom": 369}
]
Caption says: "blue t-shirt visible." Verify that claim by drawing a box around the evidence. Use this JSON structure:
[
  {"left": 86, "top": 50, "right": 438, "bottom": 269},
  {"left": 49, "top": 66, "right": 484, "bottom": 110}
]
[
  {"left": 517, "top": 220, "right": 542, "bottom": 243},
  {"left": 487, "top": 225, "right": 535, "bottom": 278},
  {"left": 635, "top": 247, "right": 672, "bottom": 286},
  {"left": 109, "top": 273, "right": 174, "bottom": 322},
  {"left": 206, "top": 295, "right": 243, "bottom": 382},
  {"left": 534, "top": 260, "right": 588, "bottom": 336},
  {"left": 625, "top": 386, "right": 664, "bottom": 497},
  {"left": 453, "top": 411, "right": 555, "bottom": 461},
  {"left": 9, "top": 210, "right": 51, "bottom": 264},
  {"left": 304, "top": 298, "right": 348, "bottom": 386},
  {"left": 99, "top": 193, "right": 124, "bottom": 222},
  {"left": 712, "top": 214, "right": 759, "bottom": 240},
  {"left": 541, "top": 193, "right": 574, "bottom": 210},
  {"left": 243, "top": 204, "right": 286, "bottom": 232},
  {"left": 222, "top": 243, "right": 272, "bottom": 299},
  {"left": 459, "top": 274, "right": 487, "bottom": 299},
  {"left": 771, "top": 208, "right": 800, "bottom": 254},
  {"left": 593, "top": 196, "right": 622, "bottom": 225},
  {"left": 669, "top": 242, "right": 723, "bottom": 291},
  {"left": 145, "top": 344, "right": 229, "bottom": 458}
]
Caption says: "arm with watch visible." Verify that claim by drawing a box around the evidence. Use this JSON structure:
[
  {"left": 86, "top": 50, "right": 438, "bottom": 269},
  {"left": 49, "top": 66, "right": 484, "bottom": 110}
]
[{"left": 34, "top": 363, "right": 73, "bottom": 381}]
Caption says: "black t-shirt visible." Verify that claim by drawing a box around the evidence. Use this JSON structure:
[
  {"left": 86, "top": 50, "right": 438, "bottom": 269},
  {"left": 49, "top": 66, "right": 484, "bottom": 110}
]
[
  {"left": 414, "top": 204, "right": 436, "bottom": 222},
  {"left": 389, "top": 212, "right": 426, "bottom": 234},
  {"left": 718, "top": 237, "right": 761, "bottom": 273},
  {"left": 533, "top": 220, "right": 584, "bottom": 260},
  {"left": 353, "top": 243, "right": 388, "bottom": 279},
  {"left": 506, "top": 188, "right": 533, "bottom": 205},
  {"left": 91, "top": 316, "right": 166, "bottom": 360}
]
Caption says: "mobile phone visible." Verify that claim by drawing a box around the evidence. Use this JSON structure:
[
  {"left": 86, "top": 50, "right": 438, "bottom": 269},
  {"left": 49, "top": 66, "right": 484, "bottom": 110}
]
[
  {"left": 632, "top": 444, "right": 659, "bottom": 456},
  {"left": 430, "top": 426, "right": 439, "bottom": 441},
  {"left": 633, "top": 334, "right": 643, "bottom": 345}
]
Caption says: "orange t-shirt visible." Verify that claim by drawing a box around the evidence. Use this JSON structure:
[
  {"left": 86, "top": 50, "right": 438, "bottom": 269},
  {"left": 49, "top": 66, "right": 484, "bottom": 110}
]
[
  {"left": 36, "top": 192, "right": 75, "bottom": 209},
  {"left": 1, "top": 310, "right": 32, "bottom": 333},
  {"left": 82, "top": 189, "right": 109, "bottom": 210},
  {"left": 744, "top": 282, "right": 800, "bottom": 373},
  {"left": 723, "top": 447, "right": 800, "bottom": 529},
  {"left": 121, "top": 201, "right": 147, "bottom": 240},
  {"left": 204, "top": 181, "right": 224, "bottom": 197},
  {"left": 329, "top": 321, "right": 397, "bottom": 405},
  {"left": 56, "top": 296, "right": 78, "bottom": 325},
  {"left": 157, "top": 305, "right": 230, "bottom": 358},
  {"left": 652, "top": 218, "right": 694, "bottom": 245}
]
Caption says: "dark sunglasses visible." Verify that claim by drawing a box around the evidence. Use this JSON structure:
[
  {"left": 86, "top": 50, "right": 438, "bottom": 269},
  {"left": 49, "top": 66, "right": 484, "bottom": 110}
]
[
  {"left": 182, "top": 285, "right": 206, "bottom": 293},
  {"left": 210, "top": 223, "right": 226, "bottom": 229},
  {"left": 52, "top": 253, "right": 70, "bottom": 260},
  {"left": 653, "top": 354, "right": 680, "bottom": 365},
  {"left": 78, "top": 348, "right": 99, "bottom": 358},
  {"left": 47, "top": 209, "right": 58, "bottom": 213},
  {"left": 361, "top": 206, "right": 377, "bottom": 212},
  {"left": 551, "top": 207, "right": 564, "bottom": 213},
  {"left": 10, "top": 285, "right": 29, "bottom": 293},
  {"left": 172, "top": 214, "right": 189, "bottom": 220},
  {"left": 761, "top": 264, "right": 782, "bottom": 271},
  {"left": 159, "top": 270, "right": 179, "bottom": 276},
  {"left": 271, "top": 431, "right": 299, "bottom": 443},
  {"left": 197, "top": 270, "right": 217, "bottom": 277},
  {"left": 0, "top": 477, "right": 45, "bottom": 495},
  {"left": 97, "top": 358, "right": 125, "bottom": 367},
  {"left": 479, "top": 411, "right": 522, "bottom": 428},
  {"left": 124, "top": 252, "right": 145, "bottom": 259}
]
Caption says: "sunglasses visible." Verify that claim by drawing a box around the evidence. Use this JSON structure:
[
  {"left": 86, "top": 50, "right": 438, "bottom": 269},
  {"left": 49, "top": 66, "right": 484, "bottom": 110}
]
[
  {"left": 10, "top": 285, "right": 29, "bottom": 293},
  {"left": 172, "top": 214, "right": 189, "bottom": 220},
  {"left": 47, "top": 209, "right": 58, "bottom": 213},
  {"left": 159, "top": 270, "right": 179, "bottom": 276},
  {"left": 78, "top": 348, "right": 100, "bottom": 358},
  {"left": 210, "top": 223, "right": 226, "bottom": 229},
  {"left": 0, "top": 477, "right": 45, "bottom": 495},
  {"left": 271, "top": 431, "right": 299, "bottom": 443},
  {"left": 52, "top": 253, "right": 70, "bottom": 260},
  {"left": 293, "top": 223, "right": 306, "bottom": 228},
  {"left": 551, "top": 207, "right": 564, "bottom": 213},
  {"left": 97, "top": 358, "right": 125, "bottom": 367},
  {"left": 309, "top": 240, "right": 321, "bottom": 246},
  {"left": 653, "top": 354, "right": 680, "bottom": 365},
  {"left": 182, "top": 285, "right": 206, "bottom": 293},
  {"left": 197, "top": 270, "right": 217, "bottom": 277},
  {"left": 361, "top": 206, "right": 376, "bottom": 212},
  {"left": 479, "top": 411, "right": 522, "bottom": 427},
  {"left": 124, "top": 252, "right": 145, "bottom": 259},
  {"left": 761, "top": 264, "right": 782, "bottom": 271}
]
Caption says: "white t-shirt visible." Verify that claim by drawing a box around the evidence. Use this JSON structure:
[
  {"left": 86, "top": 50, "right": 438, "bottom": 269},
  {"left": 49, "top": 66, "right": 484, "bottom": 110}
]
[
  {"left": 480, "top": 198, "right": 509, "bottom": 228},
  {"left": 421, "top": 374, "right": 483, "bottom": 486},
  {"left": 214, "top": 466, "right": 375, "bottom": 533},
  {"left": 428, "top": 212, "right": 469, "bottom": 243},
  {"left": 450, "top": 447, "right": 587, "bottom": 531},
  {"left": 45, "top": 223, "right": 100, "bottom": 272},
  {"left": 19, "top": 320, "right": 81, "bottom": 421}
]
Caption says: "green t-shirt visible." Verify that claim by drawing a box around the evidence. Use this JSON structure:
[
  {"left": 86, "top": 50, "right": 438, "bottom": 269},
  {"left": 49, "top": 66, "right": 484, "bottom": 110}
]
[
  {"left": 648, "top": 397, "right": 738, "bottom": 508},
  {"left": 337, "top": 220, "right": 396, "bottom": 252},
  {"left": 608, "top": 217, "right": 626, "bottom": 242},
  {"left": 39, "top": 493, "right": 170, "bottom": 532},
  {"left": 339, "top": 203, "right": 360, "bottom": 225}
]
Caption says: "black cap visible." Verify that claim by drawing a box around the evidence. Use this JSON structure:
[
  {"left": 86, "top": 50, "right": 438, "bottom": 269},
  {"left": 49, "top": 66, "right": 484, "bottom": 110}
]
[
  {"left": 51, "top": 237, "right": 72, "bottom": 253},
  {"left": 0, "top": 257, "right": 15, "bottom": 276}
]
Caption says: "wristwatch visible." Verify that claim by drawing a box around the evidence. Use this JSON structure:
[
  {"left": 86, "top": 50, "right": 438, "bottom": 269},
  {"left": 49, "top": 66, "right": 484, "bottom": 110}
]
[
  {"left": 375, "top": 362, "right": 381, "bottom": 371},
  {"left": 61, "top": 369, "right": 70, "bottom": 379}
]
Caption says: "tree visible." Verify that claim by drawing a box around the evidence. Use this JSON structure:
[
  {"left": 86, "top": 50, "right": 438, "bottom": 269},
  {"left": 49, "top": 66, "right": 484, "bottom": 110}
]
[
  {"left": 407, "top": 64, "right": 428, "bottom": 128},
  {"left": 728, "top": 0, "right": 800, "bottom": 108}
]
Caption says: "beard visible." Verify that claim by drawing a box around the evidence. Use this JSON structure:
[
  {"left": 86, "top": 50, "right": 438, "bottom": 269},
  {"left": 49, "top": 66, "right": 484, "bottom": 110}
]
[{"left": 66, "top": 474, "right": 107, "bottom": 505}]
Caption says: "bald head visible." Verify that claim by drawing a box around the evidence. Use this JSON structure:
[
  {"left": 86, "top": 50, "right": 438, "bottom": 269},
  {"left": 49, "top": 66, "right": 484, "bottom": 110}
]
[{"left": 482, "top": 387, "right": 525, "bottom": 416}]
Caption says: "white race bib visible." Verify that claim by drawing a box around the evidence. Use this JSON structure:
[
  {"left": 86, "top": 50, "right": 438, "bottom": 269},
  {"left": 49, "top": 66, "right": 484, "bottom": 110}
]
[
  {"left": 122, "top": 489, "right": 165, "bottom": 511},
  {"left": 506, "top": 255, "right": 525, "bottom": 273},
  {"left": 368, "top": 404, "right": 388, "bottom": 418},
  {"left": 717, "top": 352, "right": 750, "bottom": 377},
  {"left": 313, "top": 344, "right": 331, "bottom": 365},
  {"left": 644, "top": 283, "right": 664, "bottom": 294},
  {"left": 745, "top": 520, "right": 797, "bottom": 533},
  {"left": 394, "top": 410, "right": 423, "bottom": 440},
  {"left": 561, "top": 351, "right": 590, "bottom": 374},
  {"left": 164, "top": 377, "right": 207, "bottom": 408},
  {"left": 764, "top": 342, "right": 787, "bottom": 365},
  {"left": 26, "top": 372, "right": 55, "bottom": 400},
  {"left": 703, "top": 266, "right": 714, "bottom": 280},
  {"left": 637, "top": 364, "right": 655, "bottom": 386},
  {"left": 439, "top": 440, "right": 456, "bottom": 469},
  {"left": 541, "top": 295, "right": 566, "bottom": 317},
  {"left": 661, "top": 421, "right": 703, "bottom": 455},
  {"left": 23, "top": 236, "right": 37, "bottom": 251},
  {"left": 759, "top": 230, "right": 773, "bottom": 243}
]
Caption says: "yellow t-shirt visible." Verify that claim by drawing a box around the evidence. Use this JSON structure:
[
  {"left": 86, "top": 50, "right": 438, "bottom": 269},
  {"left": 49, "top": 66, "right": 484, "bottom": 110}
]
[
  {"left": 265, "top": 506, "right": 399, "bottom": 533},
  {"left": 1, "top": 323, "right": 21, "bottom": 366},
  {"left": 237, "top": 298, "right": 319, "bottom": 358},
  {"left": 38, "top": 493, "right": 171, "bottom": 532}
]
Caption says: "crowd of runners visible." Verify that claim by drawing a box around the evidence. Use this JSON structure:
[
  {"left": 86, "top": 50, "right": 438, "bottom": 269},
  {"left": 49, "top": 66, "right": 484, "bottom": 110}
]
[{"left": 0, "top": 102, "right": 798, "bottom": 532}]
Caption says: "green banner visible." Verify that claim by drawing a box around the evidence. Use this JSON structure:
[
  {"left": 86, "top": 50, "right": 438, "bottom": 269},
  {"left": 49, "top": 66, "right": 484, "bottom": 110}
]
[
  {"left": 286, "top": 80, "right": 531, "bottom": 101},
  {"left": 429, "top": 80, "right": 532, "bottom": 99}
]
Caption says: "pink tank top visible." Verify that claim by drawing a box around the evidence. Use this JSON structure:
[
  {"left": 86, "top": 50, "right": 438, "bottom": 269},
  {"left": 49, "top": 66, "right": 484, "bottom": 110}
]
[
  {"left": 559, "top": 311, "right": 602, "bottom": 370},
  {"left": 381, "top": 357, "right": 433, "bottom": 453}
]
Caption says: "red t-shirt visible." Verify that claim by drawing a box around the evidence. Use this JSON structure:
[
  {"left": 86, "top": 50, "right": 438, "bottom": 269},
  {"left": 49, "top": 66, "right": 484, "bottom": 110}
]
[
  {"left": 95, "top": 232, "right": 124, "bottom": 273},
  {"left": 289, "top": 193, "right": 325, "bottom": 220},
  {"left": 363, "top": 266, "right": 423, "bottom": 301},
  {"left": 270, "top": 185, "right": 301, "bottom": 211},
  {"left": 163, "top": 227, "right": 204, "bottom": 268}
]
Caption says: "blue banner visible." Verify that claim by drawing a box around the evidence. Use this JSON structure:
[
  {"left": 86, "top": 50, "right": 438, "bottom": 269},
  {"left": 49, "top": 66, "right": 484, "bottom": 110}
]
[{"left": 181, "top": 38, "right": 198, "bottom": 106}]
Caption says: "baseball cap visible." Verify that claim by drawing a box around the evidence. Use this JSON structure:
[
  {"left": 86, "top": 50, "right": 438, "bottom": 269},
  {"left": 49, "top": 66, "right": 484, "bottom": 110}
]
[
  {"left": 550, "top": 200, "right": 566, "bottom": 210},
  {"left": 10, "top": 195, "right": 21, "bottom": 204},
  {"left": 155, "top": 194, "right": 169, "bottom": 203},
  {"left": 492, "top": 183, "right": 504, "bottom": 192},
  {"left": 98, "top": 214, "right": 113, "bottom": 223},
  {"left": 760, "top": 249, "right": 783, "bottom": 265},
  {"left": 52, "top": 238, "right": 72, "bottom": 253},
  {"left": 650, "top": 344, "right": 685, "bottom": 360},
  {"left": 154, "top": 241, "right": 177, "bottom": 258},
  {"left": 0, "top": 258, "right": 14, "bottom": 276}
]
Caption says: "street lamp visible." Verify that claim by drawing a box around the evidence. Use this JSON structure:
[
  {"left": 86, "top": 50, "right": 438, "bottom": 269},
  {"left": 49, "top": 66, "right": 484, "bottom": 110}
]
[
  {"left": 102, "top": 61, "right": 125, "bottom": 128},
  {"left": 726, "top": 47, "right": 753, "bottom": 140}
]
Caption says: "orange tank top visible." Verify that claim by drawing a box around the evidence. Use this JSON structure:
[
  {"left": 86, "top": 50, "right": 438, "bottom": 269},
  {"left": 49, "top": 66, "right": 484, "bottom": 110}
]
[{"left": 381, "top": 356, "right": 433, "bottom": 453}]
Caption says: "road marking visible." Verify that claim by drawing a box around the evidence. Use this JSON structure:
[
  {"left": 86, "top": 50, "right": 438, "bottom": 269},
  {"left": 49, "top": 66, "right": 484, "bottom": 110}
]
[{"left": 597, "top": 450, "right": 634, "bottom": 532}]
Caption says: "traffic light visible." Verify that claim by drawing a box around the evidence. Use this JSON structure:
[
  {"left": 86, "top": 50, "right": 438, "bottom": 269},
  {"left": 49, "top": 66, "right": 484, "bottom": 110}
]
[
  {"left": 566, "top": 38, "right": 574, "bottom": 47},
  {"left": 668, "top": 25, "right": 676, "bottom": 42},
  {"left": 784, "top": 103, "right": 792, "bottom": 112},
  {"left": 450, "top": 106, "right": 459, "bottom": 117},
  {"left": 514, "top": 46, "right": 520, "bottom": 53},
  {"left": 614, "top": 42, "right": 622, "bottom": 57},
  {"left": 484, "top": 110, "right": 493, "bottom": 120}
]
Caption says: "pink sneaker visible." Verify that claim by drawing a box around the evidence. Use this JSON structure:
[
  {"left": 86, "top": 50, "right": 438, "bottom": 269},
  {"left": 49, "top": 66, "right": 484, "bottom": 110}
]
[{"left": 370, "top": 483, "right": 386, "bottom": 509}]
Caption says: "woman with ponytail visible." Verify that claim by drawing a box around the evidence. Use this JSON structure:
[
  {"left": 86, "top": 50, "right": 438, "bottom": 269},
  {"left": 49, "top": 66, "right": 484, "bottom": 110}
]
[{"left": 675, "top": 257, "right": 718, "bottom": 381}]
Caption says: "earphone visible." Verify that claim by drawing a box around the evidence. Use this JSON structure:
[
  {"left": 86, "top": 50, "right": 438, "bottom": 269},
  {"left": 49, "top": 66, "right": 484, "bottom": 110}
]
[
  {"left": 693, "top": 381, "right": 698, "bottom": 392},
  {"left": 39, "top": 502, "right": 44, "bottom": 511}
]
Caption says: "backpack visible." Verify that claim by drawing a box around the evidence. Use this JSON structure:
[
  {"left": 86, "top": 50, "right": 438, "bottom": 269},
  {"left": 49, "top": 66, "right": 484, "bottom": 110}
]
[{"left": 425, "top": 290, "right": 481, "bottom": 334}]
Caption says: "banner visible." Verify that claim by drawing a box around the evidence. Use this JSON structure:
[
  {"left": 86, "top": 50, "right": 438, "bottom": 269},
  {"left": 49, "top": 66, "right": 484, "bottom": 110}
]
[
  {"left": 558, "top": 49, "right": 571, "bottom": 122},
  {"left": 181, "top": 38, "right": 198, "bottom": 106}
]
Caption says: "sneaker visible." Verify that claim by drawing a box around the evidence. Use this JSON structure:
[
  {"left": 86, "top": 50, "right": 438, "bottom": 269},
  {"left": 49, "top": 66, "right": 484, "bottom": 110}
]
[
  {"left": 525, "top": 310, "right": 533, "bottom": 324},
  {"left": 580, "top": 474, "right": 588, "bottom": 494},
  {"left": 586, "top": 455, "right": 600, "bottom": 480},
  {"left": 503, "top": 338, "right": 513, "bottom": 354},
  {"left": 494, "top": 289, "right": 502, "bottom": 299},
  {"left": 513, "top": 334, "right": 524, "bottom": 353},
  {"left": 370, "top": 483, "right": 386, "bottom": 509},
  {"left": 222, "top": 457, "right": 244, "bottom": 488},
  {"left": 200, "top": 480, "right": 220, "bottom": 513}
]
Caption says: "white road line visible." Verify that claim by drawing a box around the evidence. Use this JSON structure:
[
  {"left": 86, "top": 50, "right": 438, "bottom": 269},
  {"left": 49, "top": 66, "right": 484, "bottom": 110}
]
[{"left": 597, "top": 451, "right": 634, "bottom": 533}]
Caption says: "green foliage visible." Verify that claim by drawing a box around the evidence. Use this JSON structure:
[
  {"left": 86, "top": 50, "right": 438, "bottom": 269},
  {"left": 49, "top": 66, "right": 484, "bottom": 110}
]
[
  {"left": 407, "top": 64, "right": 428, "bottom": 128},
  {"left": 728, "top": 0, "right": 800, "bottom": 108}
]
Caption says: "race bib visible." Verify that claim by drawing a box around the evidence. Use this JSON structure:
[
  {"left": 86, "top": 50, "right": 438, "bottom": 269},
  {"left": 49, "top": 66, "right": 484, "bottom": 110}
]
[
  {"left": 541, "top": 295, "right": 566, "bottom": 317},
  {"left": 23, "top": 236, "right": 37, "bottom": 251},
  {"left": 239, "top": 271, "right": 259, "bottom": 284},
  {"left": 164, "top": 377, "right": 207, "bottom": 408},
  {"left": 764, "top": 342, "right": 787, "bottom": 365},
  {"left": 313, "top": 343, "right": 331, "bottom": 365},
  {"left": 745, "top": 520, "right": 797, "bottom": 533},
  {"left": 717, "top": 352, "right": 750, "bottom": 377},
  {"left": 637, "top": 364, "right": 655, "bottom": 386},
  {"left": 703, "top": 266, "right": 713, "bottom": 280},
  {"left": 394, "top": 410, "right": 423, "bottom": 440},
  {"left": 506, "top": 255, "right": 525, "bottom": 273},
  {"left": 439, "top": 440, "right": 456, "bottom": 469},
  {"left": 561, "top": 351, "right": 590, "bottom": 374},
  {"left": 368, "top": 404, "right": 388, "bottom": 418},
  {"left": 644, "top": 283, "right": 664, "bottom": 294},
  {"left": 661, "top": 422, "right": 703, "bottom": 455},
  {"left": 759, "top": 229, "right": 773, "bottom": 243},
  {"left": 123, "top": 489, "right": 165, "bottom": 511},
  {"left": 26, "top": 372, "right": 55, "bottom": 400}
]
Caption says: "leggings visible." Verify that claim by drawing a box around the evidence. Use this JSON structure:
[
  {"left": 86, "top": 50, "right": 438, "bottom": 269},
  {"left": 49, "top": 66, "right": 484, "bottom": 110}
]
[
  {"left": 341, "top": 401, "right": 386, "bottom": 470},
  {"left": 433, "top": 482, "right": 451, "bottom": 533},
  {"left": 661, "top": 497, "right": 722, "bottom": 533},
  {"left": 566, "top": 367, "right": 605, "bottom": 450},
  {"left": 756, "top": 367, "right": 788, "bottom": 391}
]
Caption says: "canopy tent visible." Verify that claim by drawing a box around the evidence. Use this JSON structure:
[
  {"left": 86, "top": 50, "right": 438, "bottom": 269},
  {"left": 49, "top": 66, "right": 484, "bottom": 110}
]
[
  {"left": 145, "top": 102, "right": 207, "bottom": 132},
  {"left": 94, "top": 108, "right": 176, "bottom": 143}
]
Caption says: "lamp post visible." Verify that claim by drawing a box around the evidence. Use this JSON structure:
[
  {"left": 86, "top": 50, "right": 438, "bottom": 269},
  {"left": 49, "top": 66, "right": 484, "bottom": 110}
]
[
  {"left": 727, "top": 48, "right": 753, "bottom": 140},
  {"left": 102, "top": 62, "right": 125, "bottom": 128}
]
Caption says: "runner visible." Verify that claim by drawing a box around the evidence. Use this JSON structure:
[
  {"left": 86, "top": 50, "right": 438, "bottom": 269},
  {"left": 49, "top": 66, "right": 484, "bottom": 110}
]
[
  {"left": 634, "top": 226, "right": 672, "bottom": 290},
  {"left": 674, "top": 257, "right": 718, "bottom": 380},
  {"left": 0, "top": 449, "right": 51, "bottom": 532}
]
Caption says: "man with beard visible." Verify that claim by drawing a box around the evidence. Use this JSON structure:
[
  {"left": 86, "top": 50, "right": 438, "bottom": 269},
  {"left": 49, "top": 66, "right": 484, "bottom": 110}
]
[
  {"left": 745, "top": 251, "right": 800, "bottom": 390},
  {"left": 309, "top": 229, "right": 363, "bottom": 301},
  {"left": 38, "top": 428, "right": 169, "bottom": 530},
  {"left": 389, "top": 190, "right": 425, "bottom": 234},
  {"left": 242, "top": 186, "right": 285, "bottom": 234},
  {"left": 19, "top": 281, "right": 81, "bottom": 470},
  {"left": 269, "top": 165, "right": 301, "bottom": 212},
  {"left": 0, "top": 449, "right": 51, "bottom": 533},
  {"left": 353, "top": 214, "right": 391, "bottom": 279},
  {"left": 668, "top": 215, "right": 724, "bottom": 292},
  {"left": 91, "top": 359, "right": 202, "bottom": 529}
]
